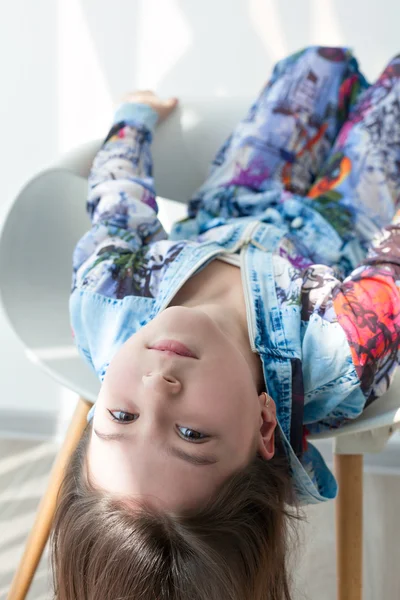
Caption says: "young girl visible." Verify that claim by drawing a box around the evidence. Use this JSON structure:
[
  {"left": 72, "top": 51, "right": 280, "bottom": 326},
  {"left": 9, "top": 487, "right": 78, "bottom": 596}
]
[{"left": 51, "top": 46, "right": 400, "bottom": 599}]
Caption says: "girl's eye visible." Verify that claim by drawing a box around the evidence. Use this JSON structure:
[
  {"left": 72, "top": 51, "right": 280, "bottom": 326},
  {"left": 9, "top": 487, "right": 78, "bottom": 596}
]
[
  {"left": 107, "top": 409, "right": 137, "bottom": 423},
  {"left": 177, "top": 426, "right": 208, "bottom": 442},
  {"left": 107, "top": 410, "right": 208, "bottom": 442}
]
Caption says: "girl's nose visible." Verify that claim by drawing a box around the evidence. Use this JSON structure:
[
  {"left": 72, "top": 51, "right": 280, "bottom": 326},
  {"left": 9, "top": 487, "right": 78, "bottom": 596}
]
[{"left": 142, "top": 372, "right": 182, "bottom": 394}]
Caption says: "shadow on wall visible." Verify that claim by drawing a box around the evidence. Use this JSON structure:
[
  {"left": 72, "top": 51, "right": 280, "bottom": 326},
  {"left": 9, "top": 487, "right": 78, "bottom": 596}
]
[{"left": 78, "top": 0, "right": 400, "bottom": 101}]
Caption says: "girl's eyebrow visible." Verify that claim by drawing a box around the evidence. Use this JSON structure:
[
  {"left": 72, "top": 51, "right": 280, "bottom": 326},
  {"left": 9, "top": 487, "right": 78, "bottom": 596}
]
[
  {"left": 166, "top": 445, "right": 218, "bottom": 466},
  {"left": 93, "top": 429, "right": 219, "bottom": 466}
]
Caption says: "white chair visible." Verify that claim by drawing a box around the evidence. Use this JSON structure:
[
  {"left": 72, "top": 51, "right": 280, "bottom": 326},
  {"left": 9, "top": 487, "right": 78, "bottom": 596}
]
[{"left": 0, "top": 100, "right": 399, "bottom": 600}]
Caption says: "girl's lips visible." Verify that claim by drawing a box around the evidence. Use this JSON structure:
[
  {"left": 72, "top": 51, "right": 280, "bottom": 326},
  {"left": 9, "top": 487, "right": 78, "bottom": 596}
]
[{"left": 149, "top": 340, "right": 198, "bottom": 359}]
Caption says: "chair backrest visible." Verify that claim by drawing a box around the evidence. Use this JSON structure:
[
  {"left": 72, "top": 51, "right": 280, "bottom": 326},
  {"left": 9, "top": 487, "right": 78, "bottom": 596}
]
[
  {"left": 2, "top": 98, "right": 400, "bottom": 426},
  {"left": 0, "top": 170, "right": 90, "bottom": 349}
]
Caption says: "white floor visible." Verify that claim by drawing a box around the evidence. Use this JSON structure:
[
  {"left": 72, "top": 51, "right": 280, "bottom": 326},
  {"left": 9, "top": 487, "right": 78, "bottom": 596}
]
[{"left": 1, "top": 436, "right": 400, "bottom": 600}]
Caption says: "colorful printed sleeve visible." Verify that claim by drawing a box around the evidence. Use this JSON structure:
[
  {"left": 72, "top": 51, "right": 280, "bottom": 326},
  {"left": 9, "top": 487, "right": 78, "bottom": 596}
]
[
  {"left": 333, "top": 211, "right": 400, "bottom": 402},
  {"left": 71, "top": 103, "right": 167, "bottom": 297},
  {"left": 300, "top": 214, "right": 400, "bottom": 433}
]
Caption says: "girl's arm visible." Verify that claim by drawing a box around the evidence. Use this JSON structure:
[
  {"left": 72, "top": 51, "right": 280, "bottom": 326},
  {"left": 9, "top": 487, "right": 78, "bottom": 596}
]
[
  {"left": 333, "top": 210, "right": 400, "bottom": 401},
  {"left": 300, "top": 213, "right": 400, "bottom": 433},
  {"left": 71, "top": 92, "right": 178, "bottom": 296}
]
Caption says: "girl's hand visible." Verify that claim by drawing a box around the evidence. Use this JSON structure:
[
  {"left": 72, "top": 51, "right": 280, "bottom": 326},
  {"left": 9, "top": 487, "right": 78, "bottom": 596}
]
[{"left": 118, "top": 90, "right": 179, "bottom": 123}]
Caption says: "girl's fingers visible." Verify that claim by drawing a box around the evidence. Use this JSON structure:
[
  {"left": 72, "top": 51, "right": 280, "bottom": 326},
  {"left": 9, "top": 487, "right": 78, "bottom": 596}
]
[{"left": 116, "top": 91, "right": 179, "bottom": 121}]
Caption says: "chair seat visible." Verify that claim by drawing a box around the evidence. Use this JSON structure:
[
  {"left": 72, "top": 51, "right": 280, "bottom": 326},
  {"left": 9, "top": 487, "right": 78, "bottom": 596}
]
[{"left": 308, "top": 370, "right": 400, "bottom": 440}]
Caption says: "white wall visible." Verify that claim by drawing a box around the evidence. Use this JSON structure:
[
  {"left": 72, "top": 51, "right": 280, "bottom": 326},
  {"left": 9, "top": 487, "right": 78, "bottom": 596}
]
[
  {"left": 0, "top": 1, "right": 62, "bottom": 419},
  {"left": 1, "top": 0, "right": 400, "bottom": 422}
]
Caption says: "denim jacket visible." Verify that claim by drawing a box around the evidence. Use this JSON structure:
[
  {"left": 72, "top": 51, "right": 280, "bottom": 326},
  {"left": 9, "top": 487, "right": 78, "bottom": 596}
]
[{"left": 70, "top": 91, "right": 400, "bottom": 504}]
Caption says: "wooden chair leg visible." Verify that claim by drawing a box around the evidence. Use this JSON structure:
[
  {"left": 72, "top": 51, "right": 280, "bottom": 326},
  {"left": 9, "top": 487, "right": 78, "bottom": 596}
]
[
  {"left": 334, "top": 453, "right": 363, "bottom": 600},
  {"left": 7, "top": 396, "right": 92, "bottom": 600}
]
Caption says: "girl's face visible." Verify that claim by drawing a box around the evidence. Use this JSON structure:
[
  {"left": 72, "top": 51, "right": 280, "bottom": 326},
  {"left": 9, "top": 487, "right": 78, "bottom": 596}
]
[{"left": 87, "top": 306, "right": 276, "bottom": 512}]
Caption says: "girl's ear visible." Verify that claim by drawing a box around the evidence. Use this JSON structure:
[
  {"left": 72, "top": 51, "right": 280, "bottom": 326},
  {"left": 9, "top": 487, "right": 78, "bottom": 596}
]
[{"left": 257, "top": 394, "right": 276, "bottom": 460}]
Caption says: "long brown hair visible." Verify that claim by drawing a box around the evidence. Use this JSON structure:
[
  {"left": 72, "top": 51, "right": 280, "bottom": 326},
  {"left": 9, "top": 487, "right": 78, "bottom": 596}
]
[{"left": 50, "top": 420, "right": 300, "bottom": 600}]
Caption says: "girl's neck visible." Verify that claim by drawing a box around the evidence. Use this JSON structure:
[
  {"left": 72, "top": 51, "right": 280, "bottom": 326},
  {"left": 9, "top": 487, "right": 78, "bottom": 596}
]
[{"left": 168, "top": 259, "right": 265, "bottom": 392}]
